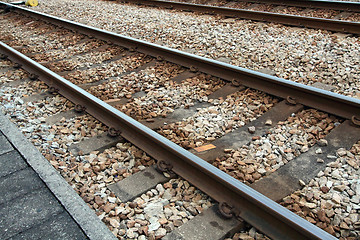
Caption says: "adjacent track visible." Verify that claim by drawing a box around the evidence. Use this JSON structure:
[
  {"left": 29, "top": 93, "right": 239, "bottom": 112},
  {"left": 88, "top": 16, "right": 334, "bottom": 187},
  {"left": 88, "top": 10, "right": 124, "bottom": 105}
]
[
  {"left": 117, "top": 0, "right": 360, "bottom": 34},
  {"left": 228, "top": 0, "right": 360, "bottom": 12},
  {"left": 1, "top": 1, "right": 359, "bottom": 239}
]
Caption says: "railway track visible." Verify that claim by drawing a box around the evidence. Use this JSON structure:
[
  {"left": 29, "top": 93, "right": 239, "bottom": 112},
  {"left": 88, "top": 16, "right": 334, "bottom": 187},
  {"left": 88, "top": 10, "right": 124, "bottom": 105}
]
[
  {"left": 110, "top": 0, "right": 360, "bottom": 34},
  {"left": 1, "top": 2, "right": 359, "bottom": 239},
  {"left": 174, "top": 0, "right": 360, "bottom": 11},
  {"left": 220, "top": 0, "right": 360, "bottom": 10}
]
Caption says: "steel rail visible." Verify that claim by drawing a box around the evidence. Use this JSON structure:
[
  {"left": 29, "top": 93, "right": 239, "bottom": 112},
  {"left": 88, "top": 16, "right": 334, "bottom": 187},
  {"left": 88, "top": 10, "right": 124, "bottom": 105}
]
[
  {"left": 1, "top": 2, "right": 360, "bottom": 121},
  {"left": 235, "top": 0, "right": 360, "bottom": 12},
  {"left": 119, "top": 0, "right": 360, "bottom": 34},
  {"left": 0, "top": 39, "right": 337, "bottom": 240}
]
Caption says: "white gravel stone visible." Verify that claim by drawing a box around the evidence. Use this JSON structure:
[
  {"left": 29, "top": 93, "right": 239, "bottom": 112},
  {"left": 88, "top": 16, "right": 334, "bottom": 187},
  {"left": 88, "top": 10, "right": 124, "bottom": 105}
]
[{"left": 282, "top": 142, "right": 360, "bottom": 238}]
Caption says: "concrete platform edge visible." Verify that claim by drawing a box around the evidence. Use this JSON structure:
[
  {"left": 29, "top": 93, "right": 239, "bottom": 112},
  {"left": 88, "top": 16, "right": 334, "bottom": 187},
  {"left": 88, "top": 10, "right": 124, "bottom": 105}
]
[{"left": 0, "top": 112, "right": 116, "bottom": 240}]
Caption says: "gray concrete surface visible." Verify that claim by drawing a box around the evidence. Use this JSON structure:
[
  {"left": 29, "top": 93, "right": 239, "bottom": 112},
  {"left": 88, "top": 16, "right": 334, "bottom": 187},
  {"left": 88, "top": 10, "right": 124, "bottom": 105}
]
[
  {"left": 0, "top": 133, "right": 13, "bottom": 155},
  {"left": 69, "top": 132, "right": 123, "bottom": 156},
  {"left": 163, "top": 205, "right": 242, "bottom": 240},
  {"left": 0, "top": 167, "right": 43, "bottom": 204},
  {"left": 0, "top": 150, "right": 27, "bottom": 177},
  {"left": 0, "top": 111, "right": 117, "bottom": 240},
  {"left": 108, "top": 165, "right": 169, "bottom": 202}
]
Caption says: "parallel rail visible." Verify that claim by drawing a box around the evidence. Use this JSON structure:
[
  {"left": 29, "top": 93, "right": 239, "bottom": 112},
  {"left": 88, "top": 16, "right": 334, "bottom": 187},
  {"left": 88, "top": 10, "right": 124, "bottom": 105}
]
[
  {"left": 0, "top": 2, "right": 352, "bottom": 239},
  {"left": 119, "top": 0, "right": 360, "bottom": 34},
  {"left": 235, "top": 0, "right": 360, "bottom": 12}
]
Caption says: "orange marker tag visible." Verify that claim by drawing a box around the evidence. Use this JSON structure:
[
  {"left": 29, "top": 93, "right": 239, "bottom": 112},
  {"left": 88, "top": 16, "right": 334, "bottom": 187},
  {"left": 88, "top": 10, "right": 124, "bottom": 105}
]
[
  {"left": 194, "top": 144, "right": 216, "bottom": 152},
  {"left": 104, "top": 99, "right": 121, "bottom": 103}
]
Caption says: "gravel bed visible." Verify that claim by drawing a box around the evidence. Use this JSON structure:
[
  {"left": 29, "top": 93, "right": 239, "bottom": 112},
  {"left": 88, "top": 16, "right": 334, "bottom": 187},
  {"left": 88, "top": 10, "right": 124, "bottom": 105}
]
[
  {"left": 216, "top": 1, "right": 251, "bottom": 8},
  {"left": 22, "top": 0, "right": 360, "bottom": 99},
  {"left": 0, "top": 59, "right": 14, "bottom": 69},
  {"left": 0, "top": 33, "right": 13, "bottom": 42},
  {"left": 66, "top": 53, "right": 151, "bottom": 84},
  {"left": 239, "top": 4, "right": 342, "bottom": 21},
  {"left": 0, "top": 28, "right": 84, "bottom": 55},
  {"left": 32, "top": 114, "right": 108, "bottom": 150},
  {"left": 213, "top": 109, "right": 339, "bottom": 184},
  {"left": 269, "top": 6, "right": 305, "bottom": 15},
  {"left": 0, "top": 68, "right": 28, "bottom": 84},
  {"left": 26, "top": 29, "right": 85, "bottom": 52},
  {"left": 31, "top": 39, "right": 104, "bottom": 62},
  {"left": 0, "top": 16, "right": 55, "bottom": 39},
  {"left": 346, "top": 13, "right": 360, "bottom": 22},
  {"left": 0, "top": 26, "right": 93, "bottom": 61},
  {"left": 46, "top": 45, "right": 125, "bottom": 72},
  {"left": 0, "top": 78, "right": 46, "bottom": 97},
  {"left": 246, "top": 3, "right": 276, "bottom": 12},
  {"left": 0, "top": 15, "right": 54, "bottom": 37},
  {"left": 225, "top": 227, "right": 270, "bottom": 240},
  {"left": 0, "top": 89, "right": 76, "bottom": 138},
  {"left": 0, "top": 14, "right": 105, "bottom": 61},
  {"left": 52, "top": 143, "right": 152, "bottom": 238},
  {"left": 158, "top": 88, "right": 278, "bottom": 149},
  {"left": 118, "top": 74, "right": 224, "bottom": 121},
  {"left": 88, "top": 59, "right": 180, "bottom": 100},
  {"left": 281, "top": 143, "right": 360, "bottom": 239},
  {"left": 1, "top": 96, "right": 73, "bottom": 130},
  {"left": 96, "top": 175, "right": 213, "bottom": 239},
  {"left": 300, "top": 9, "right": 341, "bottom": 19},
  {"left": 0, "top": 14, "right": 63, "bottom": 39},
  {"left": 171, "top": 0, "right": 235, "bottom": 7},
  {"left": 174, "top": 0, "right": 354, "bottom": 21}
]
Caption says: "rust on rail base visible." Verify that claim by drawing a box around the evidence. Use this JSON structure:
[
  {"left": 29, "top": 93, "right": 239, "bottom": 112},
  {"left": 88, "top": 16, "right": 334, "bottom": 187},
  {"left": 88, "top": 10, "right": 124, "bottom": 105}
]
[{"left": 121, "top": 0, "right": 360, "bottom": 34}]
